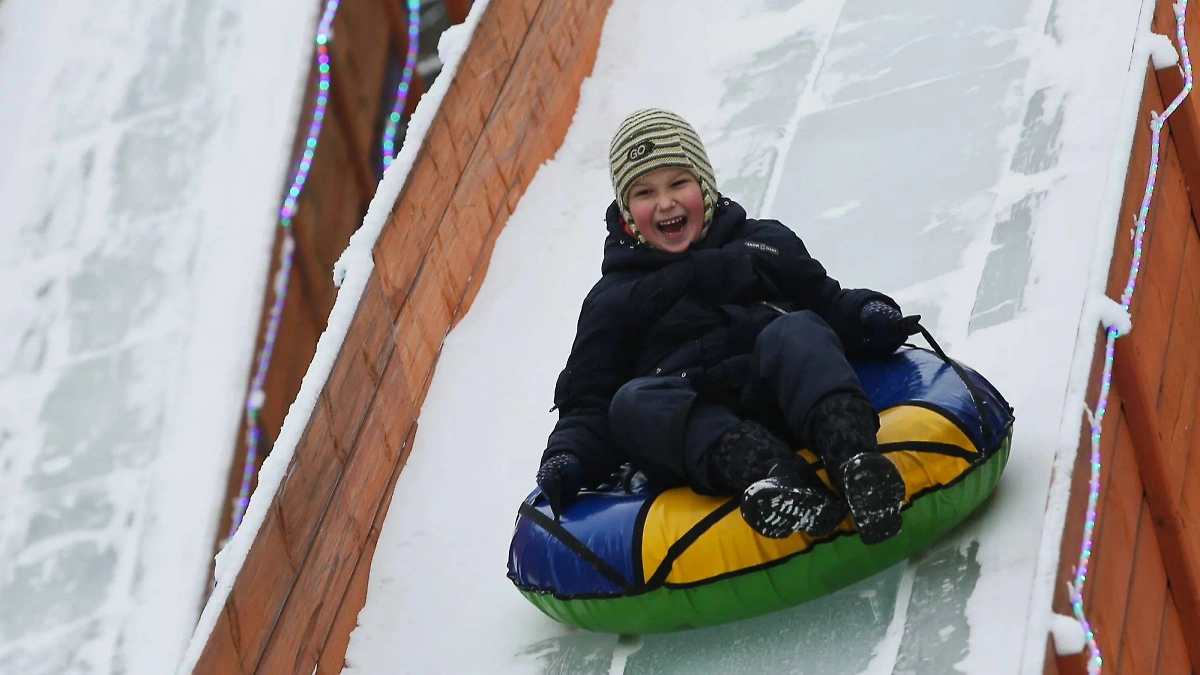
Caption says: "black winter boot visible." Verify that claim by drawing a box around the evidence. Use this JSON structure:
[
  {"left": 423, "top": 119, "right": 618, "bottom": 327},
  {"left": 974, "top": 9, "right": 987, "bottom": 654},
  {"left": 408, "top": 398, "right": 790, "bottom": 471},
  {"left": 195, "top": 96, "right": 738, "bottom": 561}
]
[
  {"left": 709, "top": 420, "right": 848, "bottom": 539},
  {"left": 807, "top": 395, "right": 906, "bottom": 544}
]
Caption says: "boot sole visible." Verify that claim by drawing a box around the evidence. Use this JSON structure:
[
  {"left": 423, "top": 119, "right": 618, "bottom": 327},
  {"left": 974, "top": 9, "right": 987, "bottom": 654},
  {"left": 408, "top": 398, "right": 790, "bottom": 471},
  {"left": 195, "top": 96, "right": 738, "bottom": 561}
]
[
  {"left": 842, "top": 455, "right": 906, "bottom": 545},
  {"left": 741, "top": 482, "right": 849, "bottom": 539}
]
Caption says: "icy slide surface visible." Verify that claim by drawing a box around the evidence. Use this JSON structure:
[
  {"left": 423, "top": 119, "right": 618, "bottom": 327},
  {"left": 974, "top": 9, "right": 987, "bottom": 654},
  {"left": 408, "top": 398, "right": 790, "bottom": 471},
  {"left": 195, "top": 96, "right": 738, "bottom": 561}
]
[{"left": 345, "top": 0, "right": 1142, "bottom": 672}]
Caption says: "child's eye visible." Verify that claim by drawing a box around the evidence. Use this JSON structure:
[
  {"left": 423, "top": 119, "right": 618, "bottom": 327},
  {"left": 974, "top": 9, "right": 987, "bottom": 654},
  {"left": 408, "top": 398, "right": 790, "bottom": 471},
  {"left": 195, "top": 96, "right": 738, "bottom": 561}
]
[
  {"left": 634, "top": 189, "right": 650, "bottom": 197},
  {"left": 672, "top": 180, "right": 689, "bottom": 187}
]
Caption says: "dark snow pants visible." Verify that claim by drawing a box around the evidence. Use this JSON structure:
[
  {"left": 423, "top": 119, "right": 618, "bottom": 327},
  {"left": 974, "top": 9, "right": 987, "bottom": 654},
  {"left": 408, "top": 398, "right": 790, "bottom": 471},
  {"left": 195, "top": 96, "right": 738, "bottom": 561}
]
[{"left": 608, "top": 311, "right": 865, "bottom": 495}]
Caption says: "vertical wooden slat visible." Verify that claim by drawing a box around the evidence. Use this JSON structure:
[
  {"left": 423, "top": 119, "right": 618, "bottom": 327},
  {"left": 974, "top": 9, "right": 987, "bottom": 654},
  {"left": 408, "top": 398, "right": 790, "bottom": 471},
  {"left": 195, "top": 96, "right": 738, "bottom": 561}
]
[
  {"left": 287, "top": 67, "right": 341, "bottom": 322},
  {"left": 1153, "top": 0, "right": 1200, "bottom": 222},
  {"left": 1087, "top": 411, "right": 1138, "bottom": 654},
  {"left": 328, "top": 55, "right": 381, "bottom": 199},
  {"left": 1115, "top": 502, "right": 1169, "bottom": 673},
  {"left": 1111, "top": 344, "right": 1200, "bottom": 666},
  {"left": 331, "top": 0, "right": 391, "bottom": 170},
  {"left": 1156, "top": 591, "right": 1191, "bottom": 675}
]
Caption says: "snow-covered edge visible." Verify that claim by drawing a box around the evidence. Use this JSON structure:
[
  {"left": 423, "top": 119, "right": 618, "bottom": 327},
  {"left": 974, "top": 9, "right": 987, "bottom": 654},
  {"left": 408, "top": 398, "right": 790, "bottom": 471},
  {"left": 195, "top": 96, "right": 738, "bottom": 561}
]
[
  {"left": 1049, "top": 613, "right": 1088, "bottom": 655},
  {"left": 176, "top": 2, "right": 491, "bottom": 671},
  {"left": 1020, "top": 0, "right": 1158, "bottom": 670}
]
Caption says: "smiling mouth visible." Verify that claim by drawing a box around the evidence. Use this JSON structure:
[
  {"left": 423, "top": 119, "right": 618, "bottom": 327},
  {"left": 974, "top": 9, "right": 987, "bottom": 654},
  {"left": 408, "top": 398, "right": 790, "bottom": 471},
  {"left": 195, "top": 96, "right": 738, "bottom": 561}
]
[{"left": 656, "top": 215, "right": 687, "bottom": 236}]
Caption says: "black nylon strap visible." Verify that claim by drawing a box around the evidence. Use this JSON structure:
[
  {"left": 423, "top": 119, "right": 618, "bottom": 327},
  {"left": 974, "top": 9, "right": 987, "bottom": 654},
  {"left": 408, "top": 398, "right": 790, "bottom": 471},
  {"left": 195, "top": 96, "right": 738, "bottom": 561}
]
[
  {"left": 519, "top": 502, "right": 632, "bottom": 591},
  {"left": 915, "top": 325, "right": 995, "bottom": 448},
  {"left": 645, "top": 498, "right": 741, "bottom": 589},
  {"left": 877, "top": 440, "right": 978, "bottom": 462}
]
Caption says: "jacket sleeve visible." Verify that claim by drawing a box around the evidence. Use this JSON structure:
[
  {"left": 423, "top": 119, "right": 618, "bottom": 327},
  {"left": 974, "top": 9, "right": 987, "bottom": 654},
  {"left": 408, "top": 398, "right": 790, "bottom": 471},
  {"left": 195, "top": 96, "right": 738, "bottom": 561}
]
[
  {"left": 750, "top": 220, "right": 900, "bottom": 356},
  {"left": 541, "top": 284, "right": 634, "bottom": 486}
]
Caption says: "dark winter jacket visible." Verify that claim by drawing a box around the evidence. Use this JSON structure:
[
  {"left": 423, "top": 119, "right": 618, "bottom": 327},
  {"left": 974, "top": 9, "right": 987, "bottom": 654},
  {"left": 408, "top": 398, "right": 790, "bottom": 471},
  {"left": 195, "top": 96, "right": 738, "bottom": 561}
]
[{"left": 542, "top": 195, "right": 899, "bottom": 485}]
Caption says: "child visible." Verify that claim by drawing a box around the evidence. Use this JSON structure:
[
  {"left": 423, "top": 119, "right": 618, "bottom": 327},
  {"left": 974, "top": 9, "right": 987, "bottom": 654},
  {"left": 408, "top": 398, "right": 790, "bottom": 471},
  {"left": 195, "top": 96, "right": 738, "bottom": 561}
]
[{"left": 536, "top": 109, "right": 916, "bottom": 544}]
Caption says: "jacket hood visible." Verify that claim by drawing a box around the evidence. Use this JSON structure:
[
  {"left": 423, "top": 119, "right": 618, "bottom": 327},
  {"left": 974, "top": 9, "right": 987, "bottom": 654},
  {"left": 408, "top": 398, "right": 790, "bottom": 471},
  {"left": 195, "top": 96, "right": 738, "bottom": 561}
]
[{"left": 600, "top": 195, "right": 747, "bottom": 275}]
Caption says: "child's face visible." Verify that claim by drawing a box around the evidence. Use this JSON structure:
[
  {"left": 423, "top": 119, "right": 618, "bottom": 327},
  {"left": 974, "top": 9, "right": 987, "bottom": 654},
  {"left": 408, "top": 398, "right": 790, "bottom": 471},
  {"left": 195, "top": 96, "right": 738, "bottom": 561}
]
[{"left": 626, "top": 167, "right": 705, "bottom": 253}]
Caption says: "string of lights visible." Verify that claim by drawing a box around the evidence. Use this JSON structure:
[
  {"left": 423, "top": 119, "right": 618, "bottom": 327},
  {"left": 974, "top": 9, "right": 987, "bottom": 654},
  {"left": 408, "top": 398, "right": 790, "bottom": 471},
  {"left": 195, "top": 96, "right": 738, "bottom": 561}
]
[
  {"left": 228, "top": 0, "right": 341, "bottom": 540},
  {"left": 382, "top": 0, "right": 423, "bottom": 170},
  {"left": 1070, "top": 4, "right": 1193, "bottom": 671}
]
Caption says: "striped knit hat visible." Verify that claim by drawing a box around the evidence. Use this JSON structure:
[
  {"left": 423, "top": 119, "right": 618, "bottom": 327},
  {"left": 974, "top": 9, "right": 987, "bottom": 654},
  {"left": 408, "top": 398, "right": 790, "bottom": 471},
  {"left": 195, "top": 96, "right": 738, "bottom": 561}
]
[{"left": 609, "top": 109, "right": 718, "bottom": 244}]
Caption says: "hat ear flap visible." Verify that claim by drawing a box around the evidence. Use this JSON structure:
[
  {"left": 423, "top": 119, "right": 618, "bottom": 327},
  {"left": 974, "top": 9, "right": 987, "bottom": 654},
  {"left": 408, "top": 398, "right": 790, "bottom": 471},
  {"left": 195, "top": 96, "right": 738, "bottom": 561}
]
[
  {"left": 698, "top": 177, "right": 717, "bottom": 237},
  {"left": 620, "top": 209, "right": 648, "bottom": 245}
]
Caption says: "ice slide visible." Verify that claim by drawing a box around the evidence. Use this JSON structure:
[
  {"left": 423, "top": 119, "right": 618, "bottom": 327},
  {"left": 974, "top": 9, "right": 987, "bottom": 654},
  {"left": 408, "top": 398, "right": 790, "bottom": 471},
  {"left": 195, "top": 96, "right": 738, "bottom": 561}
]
[{"left": 332, "top": 0, "right": 1149, "bottom": 672}]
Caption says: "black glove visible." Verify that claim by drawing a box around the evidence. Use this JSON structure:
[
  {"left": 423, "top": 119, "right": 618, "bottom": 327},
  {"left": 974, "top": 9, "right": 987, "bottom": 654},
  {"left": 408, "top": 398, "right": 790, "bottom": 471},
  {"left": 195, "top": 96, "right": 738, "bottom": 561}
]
[
  {"left": 536, "top": 452, "right": 586, "bottom": 520},
  {"left": 859, "top": 300, "right": 921, "bottom": 355}
]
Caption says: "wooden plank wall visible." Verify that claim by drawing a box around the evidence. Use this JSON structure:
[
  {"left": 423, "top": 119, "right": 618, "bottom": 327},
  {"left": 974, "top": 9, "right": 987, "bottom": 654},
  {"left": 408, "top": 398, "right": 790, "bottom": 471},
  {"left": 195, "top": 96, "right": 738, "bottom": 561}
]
[
  {"left": 1052, "top": 2, "right": 1200, "bottom": 672},
  {"left": 191, "top": 0, "right": 613, "bottom": 672},
  {"left": 213, "top": 0, "right": 425, "bottom": 555}
]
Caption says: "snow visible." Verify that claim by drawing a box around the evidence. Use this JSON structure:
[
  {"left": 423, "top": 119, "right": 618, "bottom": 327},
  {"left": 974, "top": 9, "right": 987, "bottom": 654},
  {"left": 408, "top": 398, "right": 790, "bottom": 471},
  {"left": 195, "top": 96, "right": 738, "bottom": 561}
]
[
  {"left": 1049, "top": 613, "right": 1087, "bottom": 655},
  {"left": 436, "top": 20, "right": 471, "bottom": 64},
  {"left": 1147, "top": 32, "right": 1181, "bottom": 69},
  {"left": 1095, "top": 295, "right": 1134, "bottom": 336},
  {"left": 0, "top": 0, "right": 319, "bottom": 672}
]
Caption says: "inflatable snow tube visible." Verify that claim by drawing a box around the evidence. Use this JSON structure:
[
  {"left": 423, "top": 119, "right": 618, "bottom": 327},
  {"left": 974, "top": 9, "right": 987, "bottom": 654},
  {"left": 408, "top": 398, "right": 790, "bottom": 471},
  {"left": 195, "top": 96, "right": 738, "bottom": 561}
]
[{"left": 507, "top": 346, "right": 1014, "bottom": 634}]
